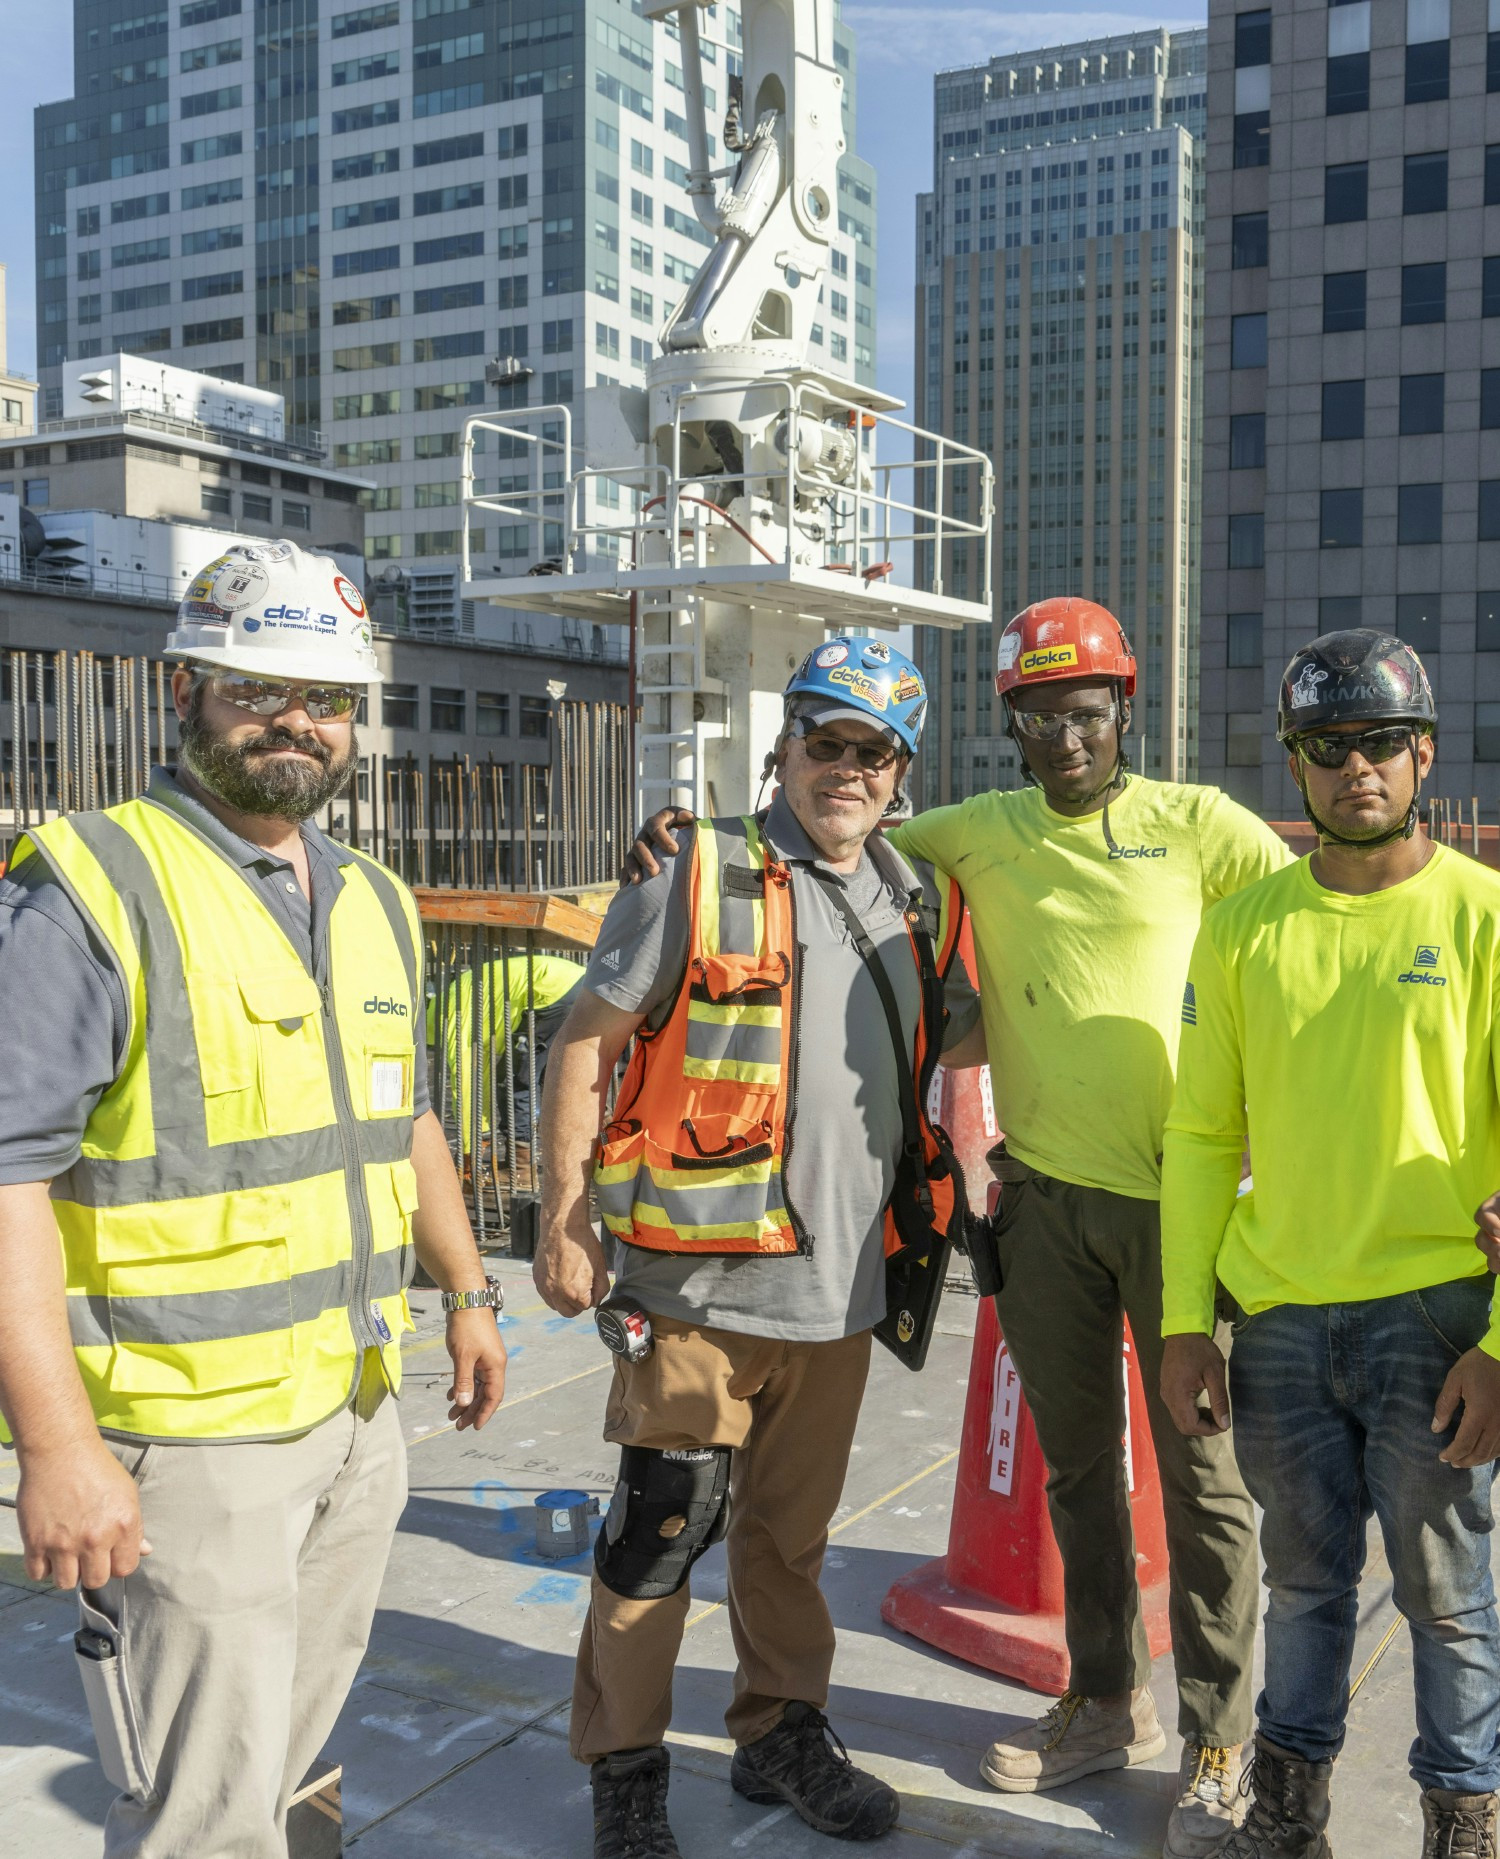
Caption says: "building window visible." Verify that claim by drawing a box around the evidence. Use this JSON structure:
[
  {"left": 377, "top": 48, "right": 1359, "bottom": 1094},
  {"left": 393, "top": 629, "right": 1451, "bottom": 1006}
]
[
  {"left": 22, "top": 477, "right": 48, "bottom": 506},
  {"left": 1477, "top": 591, "right": 1500, "bottom": 650},
  {"left": 1325, "top": 162, "right": 1368, "bottom": 224},
  {"left": 1322, "top": 380, "right": 1365, "bottom": 441},
  {"left": 1482, "top": 368, "right": 1500, "bottom": 427},
  {"left": 1228, "top": 513, "right": 1265, "bottom": 569},
  {"left": 1321, "top": 488, "right": 1364, "bottom": 548},
  {"left": 1401, "top": 262, "right": 1446, "bottom": 325},
  {"left": 1233, "top": 111, "right": 1269, "bottom": 169},
  {"left": 1235, "top": 9, "right": 1271, "bottom": 66},
  {"left": 1231, "top": 313, "right": 1268, "bottom": 369},
  {"left": 1398, "top": 483, "right": 1443, "bottom": 544},
  {"left": 431, "top": 687, "right": 466, "bottom": 733},
  {"left": 1226, "top": 712, "right": 1262, "bottom": 767},
  {"left": 1320, "top": 595, "right": 1363, "bottom": 629},
  {"left": 1491, "top": 25, "right": 1500, "bottom": 92},
  {"left": 282, "top": 499, "right": 311, "bottom": 530},
  {"left": 1323, "top": 270, "right": 1367, "bottom": 333},
  {"left": 1404, "top": 151, "right": 1448, "bottom": 215},
  {"left": 1406, "top": 39, "right": 1450, "bottom": 105},
  {"left": 519, "top": 694, "right": 550, "bottom": 738},
  {"left": 242, "top": 492, "right": 273, "bottom": 522},
  {"left": 1227, "top": 611, "right": 1263, "bottom": 668},
  {"left": 1231, "top": 211, "right": 1268, "bottom": 268},
  {"left": 476, "top": 691, "right": 509, "bottom": 736},
  {"left": 1396, "top": 593, "right": 1441, "bottom": 656},
  {"left": 1476, "top": 702, "right": 1500, "bottom": 760},
  {"left": 1327, "top": 52, "right": 1370, "bottom": 115},
  {"left": 1230, "top": 413, "right": 1266, "bottom": 469},
  {"left": 382, "top": 682, "right": 418, "bottom": 730},
  {"left": 1399, "top": 373, "right": 1444, "bottom": 434},
  {"left": 1482, "top": 485, "right": 1500, "bottom": 542}
]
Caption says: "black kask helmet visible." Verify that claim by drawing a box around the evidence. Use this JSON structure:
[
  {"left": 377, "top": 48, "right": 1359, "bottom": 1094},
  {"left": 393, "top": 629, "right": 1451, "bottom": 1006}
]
[
  {"left": 1277, "top": 629, "right": 1436, "bottom": 847},
  {"left": 1277, "top": 629, "right": 1436, "bottom": 743}
]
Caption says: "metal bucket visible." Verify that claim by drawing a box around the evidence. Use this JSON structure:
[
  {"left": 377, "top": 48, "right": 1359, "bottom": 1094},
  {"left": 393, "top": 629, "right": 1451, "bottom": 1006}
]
[{"left": 534, "top": 1488, "right": 599, "bottom": 1559}]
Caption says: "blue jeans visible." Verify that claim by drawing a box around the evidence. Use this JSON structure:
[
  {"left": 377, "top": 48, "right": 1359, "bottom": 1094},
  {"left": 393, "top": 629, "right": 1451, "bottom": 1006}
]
[{"left": 1229, "top": 1280, "right": 1500, "bottom": 1794}]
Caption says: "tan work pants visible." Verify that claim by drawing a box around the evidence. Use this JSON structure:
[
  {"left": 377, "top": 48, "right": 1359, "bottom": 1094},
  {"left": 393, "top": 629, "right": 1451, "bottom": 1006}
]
[
  {"left": 570, "top": 1317, "right": 872, "bottom": 1762},
  {"left": 89, "top": 1355, "right": 408, "bottom": 1859}
]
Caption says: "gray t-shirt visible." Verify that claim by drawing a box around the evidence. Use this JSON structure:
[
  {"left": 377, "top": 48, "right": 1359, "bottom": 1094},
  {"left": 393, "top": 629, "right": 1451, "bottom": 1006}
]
[
  {"left": 0, "top": 766, "right": 428, "bottom": 1185},
  {"left": 584, "top": 793, "right": 955, "bottom": 1343}
]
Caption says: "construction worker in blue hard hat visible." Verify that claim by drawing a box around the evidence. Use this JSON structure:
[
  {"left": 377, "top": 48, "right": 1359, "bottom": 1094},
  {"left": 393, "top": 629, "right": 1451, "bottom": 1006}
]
[{"left": 533, "top": 636, "right": 982, "bottom": 1858}]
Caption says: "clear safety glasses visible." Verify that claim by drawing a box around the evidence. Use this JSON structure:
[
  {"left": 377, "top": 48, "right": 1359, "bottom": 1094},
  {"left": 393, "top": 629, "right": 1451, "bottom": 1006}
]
[
  {"left": 1009, "top": 702, "right": 1117, "bottom": 742},
  {"left": 209, "top": 673, "right": 361, "bottom": 721}
]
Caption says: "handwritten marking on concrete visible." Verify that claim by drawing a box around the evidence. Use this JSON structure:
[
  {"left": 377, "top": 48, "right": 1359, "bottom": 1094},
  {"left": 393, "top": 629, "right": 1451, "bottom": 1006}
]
[
  {"left": 730, "top": 1805, "right": 795, "bottom": 1847},
  {"left": 430, "top": 1713, "right": 496, "bottom": 1755},
  {"left": 359, "top": 1713, "right": 423, "bottom": 1743}
]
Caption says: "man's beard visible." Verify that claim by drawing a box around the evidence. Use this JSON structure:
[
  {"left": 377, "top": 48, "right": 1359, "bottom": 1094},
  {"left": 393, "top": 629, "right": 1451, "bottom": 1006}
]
[{"left": 179, "top": 691, "right": 357, "bottom": 822}]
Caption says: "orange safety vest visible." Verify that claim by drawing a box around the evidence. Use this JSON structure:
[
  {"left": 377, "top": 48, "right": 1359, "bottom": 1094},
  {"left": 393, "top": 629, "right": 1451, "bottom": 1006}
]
[{"left": 594, "top": 814, "right": 969, "bottom": 1288}]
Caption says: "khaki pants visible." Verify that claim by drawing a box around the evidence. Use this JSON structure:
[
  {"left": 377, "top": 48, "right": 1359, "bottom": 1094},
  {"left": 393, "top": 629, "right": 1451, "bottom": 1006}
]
[
  {"left": 570, "top": 1317, "right": 872, "bottom": 1763},
  {"left": 994, "top": 1163, "right": 1258, "bottom": 1744},
  {"left": 89, "top": 1355, "right": 408, "bottom": 1859}
]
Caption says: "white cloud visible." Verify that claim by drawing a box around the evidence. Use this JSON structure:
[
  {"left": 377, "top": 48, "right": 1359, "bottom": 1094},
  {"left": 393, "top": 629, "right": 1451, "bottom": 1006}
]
[{"left": 843, "top": 3, "right": 1206, "bottom": 68}]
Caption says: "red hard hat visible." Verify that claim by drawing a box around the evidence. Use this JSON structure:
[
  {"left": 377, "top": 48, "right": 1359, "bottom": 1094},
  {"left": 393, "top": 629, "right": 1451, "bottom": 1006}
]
[{"left": 995, "top": 597, "right": 1137, "bottom": 699}]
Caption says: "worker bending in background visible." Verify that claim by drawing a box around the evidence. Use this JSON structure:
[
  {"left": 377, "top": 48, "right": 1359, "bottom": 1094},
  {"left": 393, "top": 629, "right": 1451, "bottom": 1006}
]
[
  {"left": 0, "top": 541, "right": 507, "bottom": 1859},
  {"left": 1162, "top": 631, "right": 1500, "bottom": 1859},
  {"left": 536, "top": 639, "right": 979, "bottom": 1859}
]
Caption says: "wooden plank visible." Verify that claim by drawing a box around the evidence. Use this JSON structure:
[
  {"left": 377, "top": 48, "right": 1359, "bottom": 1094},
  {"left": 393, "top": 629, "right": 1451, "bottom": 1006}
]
[{"left": 413, "top": 888, "right": 602, "bottom": 950}]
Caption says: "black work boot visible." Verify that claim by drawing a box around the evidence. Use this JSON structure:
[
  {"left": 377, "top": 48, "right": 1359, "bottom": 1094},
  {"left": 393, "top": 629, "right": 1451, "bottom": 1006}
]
[
  {"left": 731, "top": 1702, "right": 900, "bottom": 1840},
  {"left": 1420, "top": 1787, "right": 1498, "bottom": 1858},
  {"left": 591, "top": 1746, "right": 682, "bottom": 1859},
  {"left": 1217, "top": 1735, "right": 1334, "bottom": 1858}
]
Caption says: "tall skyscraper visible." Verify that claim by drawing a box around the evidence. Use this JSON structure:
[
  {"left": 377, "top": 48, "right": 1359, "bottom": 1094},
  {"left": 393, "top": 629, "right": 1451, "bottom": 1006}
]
[
  {"left": 1199, "top": 0, "right": 1498, "bottom": 816},
  {"left": 34, "top": 0, "right": 876, "bottom": 631},
  {"left": 912, "top": 28, "right": 1206, "bottom": 809}
]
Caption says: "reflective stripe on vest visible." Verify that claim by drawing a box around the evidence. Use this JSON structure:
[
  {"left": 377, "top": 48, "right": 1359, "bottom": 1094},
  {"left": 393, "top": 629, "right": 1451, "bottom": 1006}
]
[
  {"left": 594, "top": 815, "right": 961, "bottom": 1261},
  {"left": 17, "top": 798, "right": 422, "bottom": 1443}
]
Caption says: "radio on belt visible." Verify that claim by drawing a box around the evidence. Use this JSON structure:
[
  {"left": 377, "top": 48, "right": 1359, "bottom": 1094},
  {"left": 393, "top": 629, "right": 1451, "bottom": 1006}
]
[{"left": 596, "top": 1294, "right": 653, "bottom": 1363}]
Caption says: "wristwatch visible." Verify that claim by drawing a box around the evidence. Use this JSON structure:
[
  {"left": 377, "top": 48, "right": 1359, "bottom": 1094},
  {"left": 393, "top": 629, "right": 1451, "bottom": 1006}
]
[{"left": 441, "top": 1275, "right": 505, "bottom": 1314}]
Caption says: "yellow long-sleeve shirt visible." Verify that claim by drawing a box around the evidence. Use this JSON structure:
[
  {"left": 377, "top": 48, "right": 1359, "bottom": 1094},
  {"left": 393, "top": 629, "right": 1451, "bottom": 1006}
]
[
  {"left": 1161, "top": 843, "right": 1500, "bottom": 1357},
  {"left": 888, "top": 777, "right": 1290, "bottom": 1199}
]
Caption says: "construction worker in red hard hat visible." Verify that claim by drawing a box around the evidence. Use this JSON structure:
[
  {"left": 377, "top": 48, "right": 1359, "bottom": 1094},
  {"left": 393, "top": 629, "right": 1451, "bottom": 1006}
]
[{"left": 627, "top": 596, "right": 1291, "bottom": 1857}]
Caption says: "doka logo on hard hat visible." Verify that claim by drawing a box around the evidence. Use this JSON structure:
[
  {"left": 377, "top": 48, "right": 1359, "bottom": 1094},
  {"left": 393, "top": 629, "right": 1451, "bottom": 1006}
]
[{"left": 1019, "top": 645, "right": 1079, "bottom": 675}]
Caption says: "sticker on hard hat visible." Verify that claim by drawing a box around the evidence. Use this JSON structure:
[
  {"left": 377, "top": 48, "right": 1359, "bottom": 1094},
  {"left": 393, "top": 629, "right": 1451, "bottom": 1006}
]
[
  {"left": 893, "top": 673, "right": 923, "bottom": 703},
  {"left": 333, "top": 574, "right": 367, "bottom": 618},
  {"left": 826, "top": 665, "right": 888, "bottom": 708},
  {"left": 997, "top": 634, "right": 1022, "bottom": 671},
  {"left": 1019, "top": 644, "right": 1079, "bottom": 675},
  {"left": 209, "top": 560, "right": 271, "bottom": 612},
  {"left": 815, "top": 642, "right": 849, "bottom": 668},
  {"left": 862, "top": 640, "right": 892, "bottom": 665}
]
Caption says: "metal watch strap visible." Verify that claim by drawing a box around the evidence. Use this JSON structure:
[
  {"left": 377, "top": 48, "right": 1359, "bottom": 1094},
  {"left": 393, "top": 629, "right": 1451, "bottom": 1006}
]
[{"left": 441, "top": 1276, "right": 505, "bottom": 1313}]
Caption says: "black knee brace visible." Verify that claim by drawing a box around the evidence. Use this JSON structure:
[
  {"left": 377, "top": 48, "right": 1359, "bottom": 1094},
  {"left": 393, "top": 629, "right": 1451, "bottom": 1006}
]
[{"left": 594, "top": 1444, "right": 732, "bottom": 1600}]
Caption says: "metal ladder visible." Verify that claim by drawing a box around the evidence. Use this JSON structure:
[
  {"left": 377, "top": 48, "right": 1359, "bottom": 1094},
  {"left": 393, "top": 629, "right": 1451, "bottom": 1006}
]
[{"left": 635, "top": 587, "right": 705, "bottom": 818}]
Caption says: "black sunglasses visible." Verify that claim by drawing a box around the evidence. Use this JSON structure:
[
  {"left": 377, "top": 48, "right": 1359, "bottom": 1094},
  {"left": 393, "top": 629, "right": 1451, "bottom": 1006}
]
[
  {"left": 792, "top": 721, "right": 900, "bottom": 773},
  {"left": 1293, "top": 725, "right": 1417, "bottom": 770}
]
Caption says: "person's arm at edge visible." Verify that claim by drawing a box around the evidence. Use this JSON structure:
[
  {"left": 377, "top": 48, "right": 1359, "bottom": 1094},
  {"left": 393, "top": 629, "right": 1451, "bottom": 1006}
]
[
  {"left": 882, "top": 798, "right": 969, "bottom": 872},
  {"left": 409, "top": 1108, "right": 508, "bottom": 1430},
  {"left": 535, "top": 989, "right": 645, "bottom": 1317},
  {"left": 1159, "top": 924, "right": 1246, "bottom": 1436},
  {"left": 1199, "top": 787, "right": 1297, "bottom": 906},
  {"left": 0, "top": 1182, "right": 150, "bottom": 1590}
]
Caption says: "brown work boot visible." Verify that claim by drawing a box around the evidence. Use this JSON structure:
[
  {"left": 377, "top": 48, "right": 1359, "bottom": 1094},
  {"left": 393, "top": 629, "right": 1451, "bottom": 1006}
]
[
  {"left": 1163, "top": 1743, "right": 1247, "bottom": 1857},
  {"left": 980, "top": 1687, "right": 1166, "bottom": 1794},
  {"left": 1420, "top": 1786, "right": 1497, "bottom": 1857},
  {"left": 1217, "top": 1736, "right": 1334, "bottom": 1858}
]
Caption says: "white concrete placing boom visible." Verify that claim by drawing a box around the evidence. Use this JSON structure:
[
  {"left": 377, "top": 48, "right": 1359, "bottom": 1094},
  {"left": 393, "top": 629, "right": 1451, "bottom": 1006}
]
[{"left": 461, "top": 0, "right": 994, "bottom": 816}]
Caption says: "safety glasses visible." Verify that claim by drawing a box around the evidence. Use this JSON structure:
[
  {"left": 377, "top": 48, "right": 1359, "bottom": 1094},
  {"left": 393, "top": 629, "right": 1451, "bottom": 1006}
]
[
  {"left": 791, "top": 720, "right": 900, "bottom": 772},
  {"left": 1009, "top": 702, "right": 1117, "bottom": 742},
  {"left": 210, "top": 673, "right": 361, "bottom": 721},
  {"left": 1293, "top": 726, "right": 1415, "bottom": 770}
]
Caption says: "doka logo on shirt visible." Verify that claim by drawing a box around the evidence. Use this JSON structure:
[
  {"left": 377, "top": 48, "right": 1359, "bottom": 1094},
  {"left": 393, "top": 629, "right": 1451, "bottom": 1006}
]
[
  {"left": 364, "top": 996, "right": 409, "bottom": 1015},
  {"left": 1398, "top": 945, "right": 1447, "bottom": 987}
]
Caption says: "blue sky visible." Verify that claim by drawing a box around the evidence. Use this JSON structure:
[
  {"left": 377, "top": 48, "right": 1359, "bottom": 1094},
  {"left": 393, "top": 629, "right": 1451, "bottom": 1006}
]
[{"left": 0, "top": 0, "right": 1206, "bottom": 405}]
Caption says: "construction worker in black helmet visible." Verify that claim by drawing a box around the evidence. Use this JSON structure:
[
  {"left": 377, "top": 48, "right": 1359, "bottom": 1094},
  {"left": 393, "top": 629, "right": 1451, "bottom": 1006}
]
[{"left": 1162, "top": 629, "right": 1500, "bottom": 1859}]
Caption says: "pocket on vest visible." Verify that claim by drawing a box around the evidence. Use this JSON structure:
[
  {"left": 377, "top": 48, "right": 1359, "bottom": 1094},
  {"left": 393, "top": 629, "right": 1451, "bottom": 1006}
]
[{"left": 187, "top": 970, "right": 330, "bottom": 1138}]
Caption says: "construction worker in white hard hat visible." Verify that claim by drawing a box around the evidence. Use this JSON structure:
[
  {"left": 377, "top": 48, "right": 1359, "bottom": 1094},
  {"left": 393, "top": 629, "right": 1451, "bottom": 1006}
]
[{"left": 0, "top": 539, "right": 508, "bottom": 1859}]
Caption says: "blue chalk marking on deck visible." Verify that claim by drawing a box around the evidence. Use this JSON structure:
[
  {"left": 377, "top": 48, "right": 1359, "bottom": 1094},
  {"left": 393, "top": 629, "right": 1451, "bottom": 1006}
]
[
  {"left": 515, "top": 1571, "right": 588, "bottom": 1608},
  {"left": 542, "top": 1315, "right": 576, "bottom": 1334}
]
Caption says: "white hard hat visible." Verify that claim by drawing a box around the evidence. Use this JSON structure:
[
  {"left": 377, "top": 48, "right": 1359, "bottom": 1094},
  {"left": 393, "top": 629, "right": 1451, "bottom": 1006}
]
[{"left": 165, "top": 539, "right": 382, "bottom": 685}]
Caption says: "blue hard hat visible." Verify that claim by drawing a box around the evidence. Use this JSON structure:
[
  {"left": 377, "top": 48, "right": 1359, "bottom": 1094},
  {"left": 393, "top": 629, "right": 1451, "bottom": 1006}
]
[{"left": 784, "top": 636, "right": 928, "bottom": 755}]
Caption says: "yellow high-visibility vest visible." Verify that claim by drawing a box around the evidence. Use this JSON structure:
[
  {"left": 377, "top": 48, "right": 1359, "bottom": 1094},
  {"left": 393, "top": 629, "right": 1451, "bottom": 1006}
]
[
  {"left": 13, "top": 796, "right": 423, "bottom": 1443},
  {"left": 431, "top": 952, "right": 585, "bottom": 1147}
]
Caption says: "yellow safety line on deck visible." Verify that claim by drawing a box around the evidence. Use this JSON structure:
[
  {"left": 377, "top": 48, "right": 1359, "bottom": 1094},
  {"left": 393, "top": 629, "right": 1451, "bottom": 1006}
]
[
  {"left": 1349, "top": 1613, "right": 1405, "bottom": 1699},
  {"left": 405, "top": 1360, "right": 611, "bottom": 1447},
  {"left": 684, "top": 1448, "right": 960, "bottom": 1633}
]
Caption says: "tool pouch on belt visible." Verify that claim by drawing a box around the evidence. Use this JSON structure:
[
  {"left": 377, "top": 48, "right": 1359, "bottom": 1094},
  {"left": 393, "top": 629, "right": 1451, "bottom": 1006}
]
[
  {"left": 959, "top": 1208, "right": 1004, "bottom": 1300},
  {"left": 74, "top": 1590, "right": 157, "bottom": 1802}
]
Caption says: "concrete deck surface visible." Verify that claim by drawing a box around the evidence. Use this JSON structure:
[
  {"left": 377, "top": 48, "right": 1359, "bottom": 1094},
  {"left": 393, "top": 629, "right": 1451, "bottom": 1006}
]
[{"left": 1, "top": 1265, "right": 1428, "bottom": 1857}]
